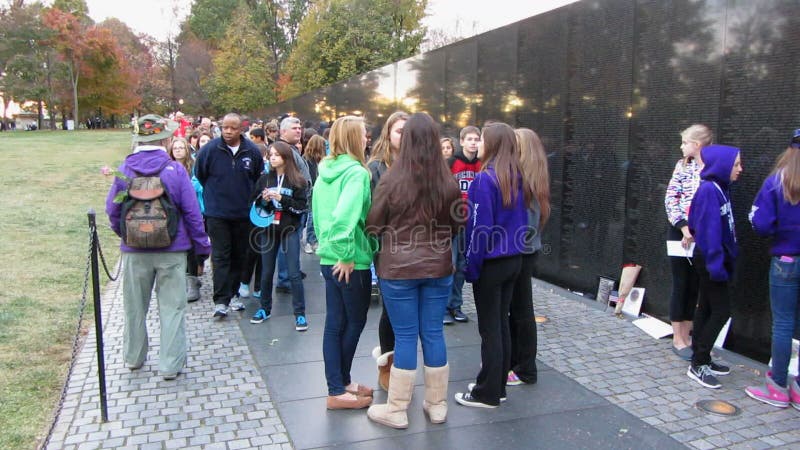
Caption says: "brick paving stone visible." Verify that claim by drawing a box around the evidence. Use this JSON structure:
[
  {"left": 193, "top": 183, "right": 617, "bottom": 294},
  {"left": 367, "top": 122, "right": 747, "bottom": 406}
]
[{"left": 44, "top": 268, "right": 287, "bottom": 450}]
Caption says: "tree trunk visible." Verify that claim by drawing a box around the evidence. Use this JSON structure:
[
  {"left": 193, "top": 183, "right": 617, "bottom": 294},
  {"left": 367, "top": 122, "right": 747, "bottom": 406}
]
[
  {"left": 46, "top": 52, "right": 56, "bottom": 130},
  {"left": 37, "top": 99, "right": 43, "bottom": 130},
  {"left": 70, "top": 63, "right": 79, "bottom": 131}
]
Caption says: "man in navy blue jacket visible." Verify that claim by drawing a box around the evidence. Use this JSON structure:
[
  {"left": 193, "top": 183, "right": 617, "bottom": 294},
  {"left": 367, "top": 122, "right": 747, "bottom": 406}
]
[{"left": 195, "top": 113, "right": 264, "bottom": 318}]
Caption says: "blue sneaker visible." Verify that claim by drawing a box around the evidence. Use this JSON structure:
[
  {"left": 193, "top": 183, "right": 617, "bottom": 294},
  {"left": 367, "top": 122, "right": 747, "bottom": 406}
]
[
  {"left": 295, "top": 315, "right": 308, "bottom": 331},
  {"left": 253, "top": 290, "right": 261, "bottom": 299},
  {"left": 250, "top": 309, "right": 270, "bottom": 324}
]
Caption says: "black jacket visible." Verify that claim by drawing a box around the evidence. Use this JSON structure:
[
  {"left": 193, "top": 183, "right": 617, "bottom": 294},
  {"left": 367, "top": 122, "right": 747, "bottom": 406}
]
[
  {"left": 194, "top": 136, "right": 264, "bottom": 219},
  {"left": 250, "top": 171, "right": 307, "bottom": 234}
]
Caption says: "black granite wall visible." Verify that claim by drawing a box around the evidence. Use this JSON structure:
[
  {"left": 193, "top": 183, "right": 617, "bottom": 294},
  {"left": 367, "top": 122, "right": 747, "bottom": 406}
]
[{"left": 257, "top": 0, "right": 800, "bottom": 361}]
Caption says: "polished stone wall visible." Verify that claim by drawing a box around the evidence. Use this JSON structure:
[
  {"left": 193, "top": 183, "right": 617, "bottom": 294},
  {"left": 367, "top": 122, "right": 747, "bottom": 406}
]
[{"left": 258, "top": 0, "right": 800, "bottom": 361}]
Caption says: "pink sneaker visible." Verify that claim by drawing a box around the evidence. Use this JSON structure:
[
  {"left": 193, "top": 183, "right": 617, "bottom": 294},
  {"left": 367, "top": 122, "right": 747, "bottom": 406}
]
[
  {"left": 790, "top": 376, "right": 800, "bottom": 411},
  {"left": 506, "top": 370, "right": 523, "bottom": 386},
  {"left": 745, "top": 371, "right": 789, "bottom": 408}
]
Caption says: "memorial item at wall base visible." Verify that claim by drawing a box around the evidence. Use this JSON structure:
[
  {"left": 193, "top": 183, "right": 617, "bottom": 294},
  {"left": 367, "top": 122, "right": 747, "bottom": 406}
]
[
  {"left": 621, "top": 287, "right": 645, "bottom": 317},
  {"left": 596, "top": 276, "right": 616, "bottom": 304},
  {"left": 632, "top": 315, "right": 674, "bottom": 339},
  {"left": 614, "top": 264, "right": 642, "bottom": 317}
]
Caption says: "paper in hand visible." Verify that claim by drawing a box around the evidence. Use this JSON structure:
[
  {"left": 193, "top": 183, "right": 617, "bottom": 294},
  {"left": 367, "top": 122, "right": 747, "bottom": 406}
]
[{"left": 666, "top": 240, "right": 694, "bottom": 257}]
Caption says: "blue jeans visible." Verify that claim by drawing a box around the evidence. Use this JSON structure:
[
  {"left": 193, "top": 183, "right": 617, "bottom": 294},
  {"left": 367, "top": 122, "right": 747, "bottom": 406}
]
[
  {"left": 277, "top": 214, "right": 306, "bottom": 288},
  {"left": 259, "top": 227, "right": 305, "bottom": 316},
  {"left": 305, "top": 207, "right": 317, "bottom": 245},
  {"left": 321, "top": 265, "right": 371, "bottom": 396},
  {"left": 769, "top": 256, "right": 800, "bottom": 387},
  {"left": 448, "top": 233, "right": 466, "bottom": 310},
  {"left": 380, "top": 276, "right": 452, "bottom": 369}
]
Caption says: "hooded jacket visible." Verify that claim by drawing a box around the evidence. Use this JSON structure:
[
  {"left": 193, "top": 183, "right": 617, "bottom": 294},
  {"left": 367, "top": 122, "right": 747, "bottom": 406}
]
[
  {"left": 749, "top": 172, "right": 800, "bottom": 256},
  {"left": 312, "top": 154, "right": 376, "bottom": 269},
  {"left": 105, "top": 146, "right": 211, "bottom": 255},
  {"left": 194, "top": 136, "right": 264, "bottom": 219},
  {"left": 447, "top": 151, "right": 481, "bottom": 200},
  {"left": 688, "top": 144, "right": 740, "bottom": 282},
  {"left": 464, "top": 167, "right": 529, "bottom": 282}
]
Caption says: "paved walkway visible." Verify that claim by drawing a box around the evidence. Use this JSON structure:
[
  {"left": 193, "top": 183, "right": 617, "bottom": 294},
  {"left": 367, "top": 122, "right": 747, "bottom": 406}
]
[{"left": 47, "top": 253, "right": 800, "bottom": 449}]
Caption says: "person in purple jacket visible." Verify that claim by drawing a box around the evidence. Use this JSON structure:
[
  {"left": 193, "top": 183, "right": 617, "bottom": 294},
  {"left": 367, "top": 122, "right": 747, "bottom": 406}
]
[
  {"left": 455, "top": 123, "right": 532, "bottom": 408},
  {"left": 745, "top": 129, "right": 800, "bottom": 409},
  {"left": 686, "top": 144, "right": 743, "bottom": 389},
  {"left": 106, "top": 114, "right": 211, "bottom": 381}
]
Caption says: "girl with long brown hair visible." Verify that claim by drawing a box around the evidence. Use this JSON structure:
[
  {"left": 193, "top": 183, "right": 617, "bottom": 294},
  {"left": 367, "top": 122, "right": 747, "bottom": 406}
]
[
  {"left": 506, "top": 128, "right": 551, "bottom": 387},
  {"left": 455, "top": 122, "right": 532, "bottom": 408},
  {"left": 366, "top": 111, "right": 408, "bottom": 391},
  {"left": 366, "top": 112, "right": 463, "bottom": 428},
  {"left": 249, "top": 141, "right": 309, "bottom": 329}
]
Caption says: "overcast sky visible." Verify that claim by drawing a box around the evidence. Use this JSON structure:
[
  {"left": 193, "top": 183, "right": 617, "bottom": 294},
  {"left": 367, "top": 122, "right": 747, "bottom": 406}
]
[{"left": 83, "top": 0, "right": 579, "bottom": 42}]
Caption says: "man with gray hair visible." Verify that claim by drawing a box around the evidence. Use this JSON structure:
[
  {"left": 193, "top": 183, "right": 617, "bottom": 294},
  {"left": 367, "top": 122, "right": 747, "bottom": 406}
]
[{"left": 274, "top": 116, "right": 311, "bottom": 294}]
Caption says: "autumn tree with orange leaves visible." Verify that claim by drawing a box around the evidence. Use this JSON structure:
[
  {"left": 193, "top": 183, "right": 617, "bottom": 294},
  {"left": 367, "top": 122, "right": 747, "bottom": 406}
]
[{"left": 42, "top": 6, "right": 139, "bottom": 128}]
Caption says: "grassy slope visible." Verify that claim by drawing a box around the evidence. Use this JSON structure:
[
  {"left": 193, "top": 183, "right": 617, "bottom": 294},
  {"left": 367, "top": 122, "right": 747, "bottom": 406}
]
[{"left": 0, "top": 130, "right": 129, "bottom": 449}]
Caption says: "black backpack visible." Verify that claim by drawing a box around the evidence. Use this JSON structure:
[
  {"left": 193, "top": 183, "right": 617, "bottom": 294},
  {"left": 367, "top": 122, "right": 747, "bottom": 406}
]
[{"left": 120, "top": 162, "right": 179, "bottom": 249}]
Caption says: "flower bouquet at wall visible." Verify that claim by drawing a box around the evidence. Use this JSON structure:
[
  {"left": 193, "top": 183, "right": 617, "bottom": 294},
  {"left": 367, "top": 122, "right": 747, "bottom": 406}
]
[{"left": 613, "top": 264, "right": 642, "bottom": 317}]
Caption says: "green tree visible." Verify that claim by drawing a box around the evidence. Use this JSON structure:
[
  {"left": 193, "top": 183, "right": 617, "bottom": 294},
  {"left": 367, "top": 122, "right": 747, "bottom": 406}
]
[
  {"left": 282, "top": 0, "right": 427, "bottom": 99},
  {"left": 0, "top": 2, "right": 49, "bottom": 129},
  {"left": 246, "top": 0, "right": 311, "bottom": 84},
  {"left": 186, "top": 0, "right": 242, "bottom": 46},
  {"left": 203, "top": 3, "right": 276, "bottom": 113}
]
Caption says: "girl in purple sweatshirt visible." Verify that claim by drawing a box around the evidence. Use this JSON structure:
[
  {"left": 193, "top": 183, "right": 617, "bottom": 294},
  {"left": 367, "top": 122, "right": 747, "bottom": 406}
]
[
  {"left": 686, "top": 144, "right": 742, "bottom": 389},
  {"left": 745, "top": 130, "right": 800, "bottom": 409},
  {"left": 456, "top": 123, "right": 531, "bottom": 408}
]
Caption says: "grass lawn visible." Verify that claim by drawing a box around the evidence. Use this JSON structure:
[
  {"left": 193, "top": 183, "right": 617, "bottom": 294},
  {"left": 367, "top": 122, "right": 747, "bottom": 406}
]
[{"left": 0, "top": 130, "right": 130, "bottom": 450}]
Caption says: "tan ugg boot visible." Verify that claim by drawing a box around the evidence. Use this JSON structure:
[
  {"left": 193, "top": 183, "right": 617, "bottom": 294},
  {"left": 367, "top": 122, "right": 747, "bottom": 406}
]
[
  {"left": 367, "top": 366, "right": 416, "bottom": 429},
  {"left": 372, "top": 346, "right": 394, "bottom": 391},
  {"left": 422, "top": 364, "right": 449, "bottom": 423}
]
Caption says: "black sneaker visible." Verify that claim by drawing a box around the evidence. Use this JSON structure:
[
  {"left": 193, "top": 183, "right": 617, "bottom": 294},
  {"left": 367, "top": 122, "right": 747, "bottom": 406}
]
[
  {"left": 454, "top": 391, "right": 498, "bottom": 408},
  {"left": 451, "top": 309, "right": 469, "bottom": 322},
  {"left": 687, "top": 365, "right": 721, "bottom": 389},
  {"left": 709, "top": 361, "right": 730, "bottom": 376}
]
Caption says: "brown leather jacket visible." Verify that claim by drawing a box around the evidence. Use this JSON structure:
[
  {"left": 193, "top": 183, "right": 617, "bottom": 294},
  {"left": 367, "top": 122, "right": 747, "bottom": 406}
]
[{"left": 366, "top": 178, "right": 464, "bottom": 280}]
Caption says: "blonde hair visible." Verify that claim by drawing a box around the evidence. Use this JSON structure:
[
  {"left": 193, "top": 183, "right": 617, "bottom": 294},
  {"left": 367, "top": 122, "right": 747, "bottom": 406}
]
[
  {"left": 772, "top": 146, "right": 800, "bottom": 205},
  {"left": 368, "top": 111, "right": 408, "bottom": 167},
  {"left": 516, "top": 128, "right": 550, "bottom": 226},
  {"left": 169, "top": 137, "right": 193, "bottom": 175},
  {"left": 328, "top": 116, "right": 366, "bottom": 164},
  {"left": 680, "top": 124, "right": 713, "bottom": 165}
]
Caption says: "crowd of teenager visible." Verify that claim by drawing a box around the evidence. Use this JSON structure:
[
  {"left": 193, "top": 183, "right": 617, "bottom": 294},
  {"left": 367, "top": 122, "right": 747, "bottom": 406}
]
[{"left": 107, "top": 111, "right": 800, "bottom": 421}]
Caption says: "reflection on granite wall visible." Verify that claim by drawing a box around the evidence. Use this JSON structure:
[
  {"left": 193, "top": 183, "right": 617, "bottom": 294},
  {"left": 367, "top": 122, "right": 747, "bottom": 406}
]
[{"left": 257, "top": 0, "right": 800, "bottom": 362}]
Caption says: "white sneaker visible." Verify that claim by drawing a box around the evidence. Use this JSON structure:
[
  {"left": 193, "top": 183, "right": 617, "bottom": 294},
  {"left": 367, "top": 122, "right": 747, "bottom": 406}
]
[
  {"left": 304, "top": 243, "right": 313, "bottom": 254},
  {"left": 229, "top": 297, "right": 245, "bottom": 311},
  {"left": 213, "top": 304, "right": 228, "bottom": 318},
  {"left": 238, "top": 283, "right": 250, "bottom": 297}
]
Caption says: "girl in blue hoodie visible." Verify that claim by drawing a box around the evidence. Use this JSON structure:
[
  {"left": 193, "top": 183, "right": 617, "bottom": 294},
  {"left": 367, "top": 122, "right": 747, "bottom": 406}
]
[
  {"left": 687, "top": 144, "right": 743, "bottom": 389},
  {"left": 455, "top": 123, "right": 532, "bottom": 408},
  {"left": 745, "top": 130, "right": 800, "bottom": 409}
]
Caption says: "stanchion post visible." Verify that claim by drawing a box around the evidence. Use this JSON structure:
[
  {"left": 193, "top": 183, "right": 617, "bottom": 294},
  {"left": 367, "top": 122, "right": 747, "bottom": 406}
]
[{"left": 87, "top": 209, "right": 109, "bottom": 423}]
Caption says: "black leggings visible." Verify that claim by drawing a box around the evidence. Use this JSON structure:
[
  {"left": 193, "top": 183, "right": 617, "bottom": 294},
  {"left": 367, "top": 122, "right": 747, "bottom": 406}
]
[
  {"left": 691, "top": 255, "right": 731, "bottom": 367},
  {"left": 471, "top": 255, "right": 522, "bottom": 405},
  {"left": 509, "top": 253, "right": 538, "bottom": 383},
  {"left": 668, "top": 227, "right": 699, "bottom": 322}
]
